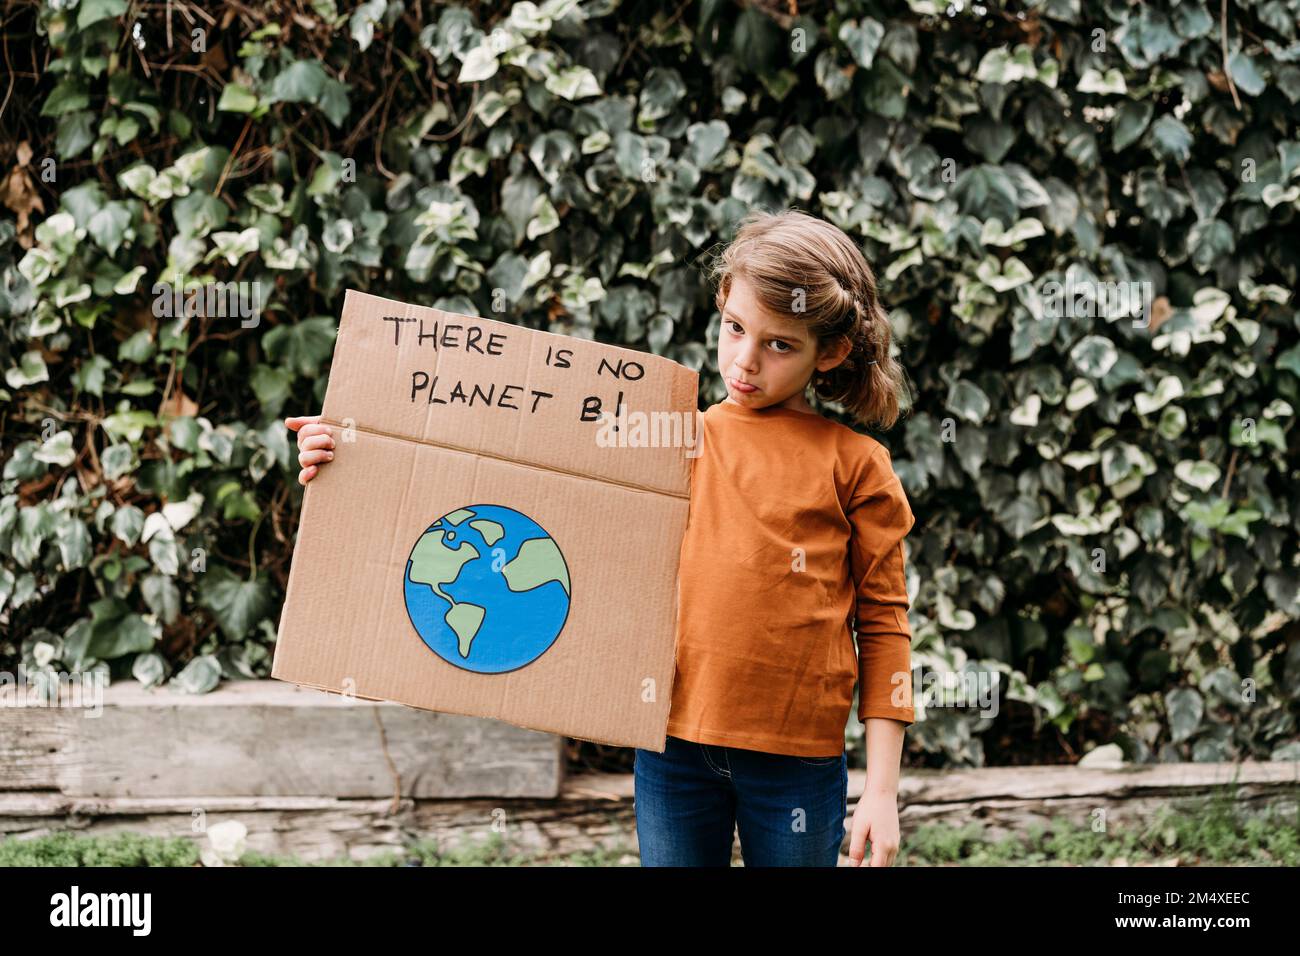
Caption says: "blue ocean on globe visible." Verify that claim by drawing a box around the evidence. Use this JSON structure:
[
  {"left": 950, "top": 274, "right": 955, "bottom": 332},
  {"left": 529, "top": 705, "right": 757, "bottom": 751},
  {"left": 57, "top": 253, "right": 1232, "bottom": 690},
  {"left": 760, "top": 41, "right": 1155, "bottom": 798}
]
[{"left": 402, "top": 504, "right": 571, "bottom": 674}]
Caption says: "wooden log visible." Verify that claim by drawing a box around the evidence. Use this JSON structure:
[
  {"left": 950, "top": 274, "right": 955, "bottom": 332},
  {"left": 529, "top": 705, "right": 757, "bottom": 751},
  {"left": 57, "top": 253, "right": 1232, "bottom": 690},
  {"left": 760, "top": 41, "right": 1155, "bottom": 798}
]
[{"left": 0, "top": 679, "right": 564, "bottom": 799}]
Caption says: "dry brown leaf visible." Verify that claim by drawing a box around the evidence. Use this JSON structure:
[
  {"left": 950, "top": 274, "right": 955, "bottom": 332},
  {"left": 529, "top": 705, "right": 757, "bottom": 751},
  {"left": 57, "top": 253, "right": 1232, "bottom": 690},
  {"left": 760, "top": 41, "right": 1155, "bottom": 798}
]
[
  {"left": 1148, "top": 295, "right": 1173, "bottom": 334},
  {"left": 160, "top": 388, "right": 200, "bottom": 420},
  {"left": 2, "top": 139, "right": 45, "bottom": 245}
]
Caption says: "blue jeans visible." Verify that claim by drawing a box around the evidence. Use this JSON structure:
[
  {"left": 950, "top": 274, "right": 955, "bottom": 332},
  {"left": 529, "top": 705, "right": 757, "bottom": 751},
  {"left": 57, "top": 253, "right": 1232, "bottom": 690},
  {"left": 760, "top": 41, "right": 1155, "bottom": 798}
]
[{"left": 634, "top": 734, "right": 848, "bottom": 866}]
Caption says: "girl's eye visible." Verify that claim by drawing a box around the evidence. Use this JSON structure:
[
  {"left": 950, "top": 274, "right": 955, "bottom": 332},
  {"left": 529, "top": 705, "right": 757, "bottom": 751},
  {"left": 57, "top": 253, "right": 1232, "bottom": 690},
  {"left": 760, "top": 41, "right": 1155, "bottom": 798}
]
[{"left": 728, "top": 321, "right": 792, "bottom": 353}]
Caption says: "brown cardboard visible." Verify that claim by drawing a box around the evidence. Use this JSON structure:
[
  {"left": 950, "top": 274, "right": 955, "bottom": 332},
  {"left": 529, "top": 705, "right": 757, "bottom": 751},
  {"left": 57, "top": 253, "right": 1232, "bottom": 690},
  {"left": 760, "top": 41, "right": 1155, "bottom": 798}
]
[{"left": 272, "top": 289, "right": 699, "bottom": 751}]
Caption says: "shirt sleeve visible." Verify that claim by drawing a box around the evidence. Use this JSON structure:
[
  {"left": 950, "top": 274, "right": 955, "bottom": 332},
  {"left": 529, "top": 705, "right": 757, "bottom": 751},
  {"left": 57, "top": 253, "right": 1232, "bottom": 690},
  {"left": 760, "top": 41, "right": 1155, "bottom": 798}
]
[{"left": 846, "top": 446, "right": 917, "bottom": 726}]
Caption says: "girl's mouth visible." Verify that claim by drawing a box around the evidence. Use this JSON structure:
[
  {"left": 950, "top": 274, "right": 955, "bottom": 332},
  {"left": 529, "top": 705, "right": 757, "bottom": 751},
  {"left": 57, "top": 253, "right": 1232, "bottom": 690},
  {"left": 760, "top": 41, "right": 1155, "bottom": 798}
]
[{"left": 728, "top": 377, "right": 758, "bottom": 393}]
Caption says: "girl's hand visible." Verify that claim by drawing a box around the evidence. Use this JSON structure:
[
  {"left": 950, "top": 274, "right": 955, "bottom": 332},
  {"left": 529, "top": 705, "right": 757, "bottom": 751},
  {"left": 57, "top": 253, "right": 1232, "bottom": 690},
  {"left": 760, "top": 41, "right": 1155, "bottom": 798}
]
[
  {"left": 847, "top": 790, "right": 901, "bottom": 867},
  {"left": 285, "top": 414, "right": 335, "bottom": 486}
]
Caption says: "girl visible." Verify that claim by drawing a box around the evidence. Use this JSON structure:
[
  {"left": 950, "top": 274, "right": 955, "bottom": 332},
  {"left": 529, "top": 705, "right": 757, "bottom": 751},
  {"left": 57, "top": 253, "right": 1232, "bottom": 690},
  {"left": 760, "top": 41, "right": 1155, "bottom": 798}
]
[{"left": 287, "top": 208, "right": 917, "bottom": 868}]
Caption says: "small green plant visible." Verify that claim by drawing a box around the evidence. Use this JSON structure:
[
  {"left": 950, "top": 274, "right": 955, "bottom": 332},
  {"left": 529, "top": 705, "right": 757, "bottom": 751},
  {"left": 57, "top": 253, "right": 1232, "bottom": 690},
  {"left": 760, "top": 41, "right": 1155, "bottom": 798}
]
[
  {"left": 896, "top": 789, "right": 1300, "bottom": 867},
  {"left": 0, "top": 831, "right": 200, "bottom": 867}
]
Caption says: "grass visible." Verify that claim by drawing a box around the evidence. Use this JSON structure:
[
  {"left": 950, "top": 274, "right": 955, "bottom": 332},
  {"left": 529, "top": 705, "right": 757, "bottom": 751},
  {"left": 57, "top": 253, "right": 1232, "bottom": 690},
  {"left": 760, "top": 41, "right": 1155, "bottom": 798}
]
[
  {"left": 899, "top": 787, "right": 1300, "bottom": 867},
  {"left": 0, "top": 831, "right": 202, "bottom": 867},
  {"left": 3, "top": 789, "right": 1295, "bottom": 866},
  {"left": 0, "top": 828, "right": 640, "bottom": 868}
]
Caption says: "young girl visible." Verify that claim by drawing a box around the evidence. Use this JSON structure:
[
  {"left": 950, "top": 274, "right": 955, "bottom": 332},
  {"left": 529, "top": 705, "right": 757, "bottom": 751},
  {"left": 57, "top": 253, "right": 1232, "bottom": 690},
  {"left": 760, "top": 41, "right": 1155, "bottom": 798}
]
[{"left": 287, "top": 208, "right": 917, "bottom": 869}]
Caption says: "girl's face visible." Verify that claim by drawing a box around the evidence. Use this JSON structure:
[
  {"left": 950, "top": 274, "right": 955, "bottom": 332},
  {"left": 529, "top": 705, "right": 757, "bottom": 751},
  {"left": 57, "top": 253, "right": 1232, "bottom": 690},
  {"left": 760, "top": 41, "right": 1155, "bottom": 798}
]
[{"left": 717, "top": 275, "right": 850, "bottom": 413}]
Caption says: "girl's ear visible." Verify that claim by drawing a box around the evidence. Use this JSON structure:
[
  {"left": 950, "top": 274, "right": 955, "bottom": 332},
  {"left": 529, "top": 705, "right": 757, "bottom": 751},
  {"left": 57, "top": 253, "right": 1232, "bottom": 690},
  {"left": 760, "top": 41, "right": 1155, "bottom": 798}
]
[{"left": 816, "top": 333, "right": 853, "bottom": 373}]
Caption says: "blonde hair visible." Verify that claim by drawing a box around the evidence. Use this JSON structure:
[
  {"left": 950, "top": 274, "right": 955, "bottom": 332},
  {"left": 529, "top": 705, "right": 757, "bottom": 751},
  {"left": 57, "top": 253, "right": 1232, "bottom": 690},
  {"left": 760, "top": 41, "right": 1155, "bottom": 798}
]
[{"left": 705, "top": 207, "right": 910, "bottom": 431}]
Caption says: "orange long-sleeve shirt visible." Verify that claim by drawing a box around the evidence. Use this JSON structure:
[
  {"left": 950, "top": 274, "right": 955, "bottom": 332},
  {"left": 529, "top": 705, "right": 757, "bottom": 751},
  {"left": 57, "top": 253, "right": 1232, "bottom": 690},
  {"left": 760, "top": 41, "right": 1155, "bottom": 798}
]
[{"left": 665, "top": 398, "right": 917, "bottom": 757}]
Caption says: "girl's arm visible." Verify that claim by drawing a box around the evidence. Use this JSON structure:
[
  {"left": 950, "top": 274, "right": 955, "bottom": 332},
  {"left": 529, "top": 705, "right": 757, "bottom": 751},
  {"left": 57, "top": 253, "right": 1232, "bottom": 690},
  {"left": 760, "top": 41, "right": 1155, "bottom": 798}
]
[
  {"left": 844, "top": 446, "right": 917, "bottom": 867},
  {"left": 848, "top": 716, "right": 906, "bottom": 867},
  {"left": 863, "top": 716, "right": 905, "bottom": 795}
]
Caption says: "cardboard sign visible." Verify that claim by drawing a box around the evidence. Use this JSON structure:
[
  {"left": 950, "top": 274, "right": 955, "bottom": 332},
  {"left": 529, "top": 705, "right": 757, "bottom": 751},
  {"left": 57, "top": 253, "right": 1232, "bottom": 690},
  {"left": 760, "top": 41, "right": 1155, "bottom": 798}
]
[{"left": 272, "top": 290, "right": 700, "bottom": 751}]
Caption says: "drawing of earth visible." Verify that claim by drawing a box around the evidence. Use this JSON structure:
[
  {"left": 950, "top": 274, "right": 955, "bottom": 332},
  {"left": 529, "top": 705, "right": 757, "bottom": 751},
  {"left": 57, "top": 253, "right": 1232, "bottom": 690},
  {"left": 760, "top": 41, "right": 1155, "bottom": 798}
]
[{"left": 402, "top": 504, "right": 571, "bottom": 673}]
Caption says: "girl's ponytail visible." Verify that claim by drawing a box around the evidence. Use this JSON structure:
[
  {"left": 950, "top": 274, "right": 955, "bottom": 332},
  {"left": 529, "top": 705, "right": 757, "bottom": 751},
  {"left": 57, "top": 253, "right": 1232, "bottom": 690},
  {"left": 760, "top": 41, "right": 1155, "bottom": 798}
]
[{"left": 812, "top": 290, "right": 907, "bottom": 431}]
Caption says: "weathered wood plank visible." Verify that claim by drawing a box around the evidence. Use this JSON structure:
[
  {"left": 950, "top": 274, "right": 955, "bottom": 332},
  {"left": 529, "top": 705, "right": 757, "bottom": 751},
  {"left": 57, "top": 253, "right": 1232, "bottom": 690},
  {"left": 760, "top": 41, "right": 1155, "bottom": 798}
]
[
  {"left": 1, "top": 680, "right": 564, "bottom": 799},
  {"left": 0, "top": 705, "right": 77, "bottom": 790}
]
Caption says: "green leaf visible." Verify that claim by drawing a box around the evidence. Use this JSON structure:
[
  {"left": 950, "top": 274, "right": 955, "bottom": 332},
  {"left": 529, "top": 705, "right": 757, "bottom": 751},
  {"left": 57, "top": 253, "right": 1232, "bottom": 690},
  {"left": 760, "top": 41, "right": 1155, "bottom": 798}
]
[
  {"left": 87, "top": 202, "right": 132, "bottom": 255},
  {"left": 1133, "top": 375, "right": 1184, "bottom": 415},
  {"left": 141, "top": 573, "right": 181, "bottom": 625},
  {"left": 1077, "top": 68, "right": 1127, "bottom": 95},
  {"left": 55, "top": 112, "right": 96, "bottom": 159},
  {"left": 149, "top": 534, "right": 179, "bottom": 576},
  {"left": 101, "top": 442, "right": 136, "bottom": 480},
  {"left": 731, "top": 6, "right": 779, "bottom": 73},
  {"left": 1187, "top": 219, "right": 1235, "bottom": 273},
  {"left": 980, "top": 217, "right": 1045, "bottom": 247},
  {"left": 41, "top": 78, "right": 90, "bottom": 117},
  {"left": 318, "top": 78, "right": 351, "bottom": 127},
  {"left": 1070, "top": 335, "right": 1119, "bottom": 378},
  {"left": 5, "top": 351, "right": 49, "bottom": 388},
  {"left": 118, "top": 328, "right": 155, "bottom": 363},
  {"left": 996, "top": 497, "right": 1044, "bottom": 539},
  {"left": 34, "top": 431, "right": 76, "bottom": 467},
  {"left": 86, "top": 598, "right": 159, "bottom": 660},
  {"left": 1227, "top": 50, "right": 1266, "bottom": 97},
  {"left": 1172, "top": 2, "right": 1214, "bottom": 38},
  {"left": 975, "top": 255, "right": 1033, "bottom": 291},
  {"left": 55, "top": 517, "right": 92, "bottom": 570},
  {"left": 215, "top": 482, "right": 261, "bottom": 522},
  {"left": 458, "top": 43, "right": 499, "bottom": 83},
  {"left": 1175, "top": 459, "right": 1221, "bottom": 492},
  {"left": 111, "top": 504, "right": 145, "bottom": 546},
  {"left": 646, "top": 314, "right": 673, "bottom": 354},
  {"left": 964, "top": 117, "right": 1016, "bottom": 163},
  {"left": 839, "top": 18, "right": 884, "bottom": 69},
  {"left": 173, "top": 655, "right": 222, "bottom": 694},
  {"left": 547, "top": 65, "right": 601, "bottom": 101},
  {"left": 1165, "top": 687, "right": 1204, "bottom": 743},
  {"left": 217, "top": 83, "right": 260, "bottom": 114},
  {"left": 1112, "top": 100, "right": 1153, "bottom": 151},
  {"left": 529, "top": 130, "right": 577, "bottom": 186},
  {"left": 1136, "top": 169, "right": 1189, "bottom": 227},
  {"left": 198, "top": 567, "right": 272, "bottom": 641},
  {"left": 72, "top": 354, "right": 112, "bottom": 397},
  {"left": 685, "top": 119, "right": 729, "bottom": 169},
  {"left": 1115, "top": 8, "right": 1182, "bottom": 69},
  {"left": 267, "top": 61, "right": 328, "bottom": 104},
  {"left": 132, "top": 652, "right": 167, "bottom": 688},
  {"left": 263, "top": 316, "right": 337, "bottom": 377},
  {"left": 77, "top": 0, "right": 127, "bottom": 28},
  {"left": 946, "top": 379, "right": 991, "bottom": 423},
  {"left": 349, "top": 0, "right": 387, "bottom": 51},
  {"left": 1149, "top": 115, "right": 1193, "bottom": 163}
]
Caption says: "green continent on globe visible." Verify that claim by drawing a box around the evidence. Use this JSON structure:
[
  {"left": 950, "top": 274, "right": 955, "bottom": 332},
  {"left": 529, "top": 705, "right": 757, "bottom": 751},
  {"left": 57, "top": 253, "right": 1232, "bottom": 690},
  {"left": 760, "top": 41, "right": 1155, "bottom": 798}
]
[
  {"left": 445, "top": 602, "right": 486, "bottom": 658},
  {"left": 468, "top": 518, "right": 505, "bottom": 545},
  {"left": 408, "top": 528, "right": 486, "bottom": 657},
  {"left": 408, "top": 528, "right": 479, "bottom": 605},
  {"left": 502, "top": 537, "right": 571, "bottom": 597}
]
